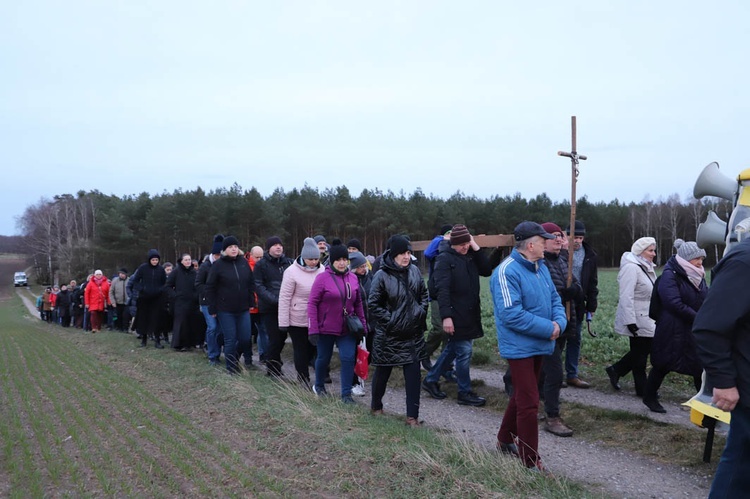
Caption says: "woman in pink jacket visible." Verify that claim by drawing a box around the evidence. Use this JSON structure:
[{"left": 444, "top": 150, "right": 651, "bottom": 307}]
[
  {"left": 307, "top": 242, "right": 367, "bottom": 403},
  {"left": 278, "top": 238, "right": 326, "bottom": 387},
  {"left": 84, "top": 269, "right": 111, "bottom": 333}
]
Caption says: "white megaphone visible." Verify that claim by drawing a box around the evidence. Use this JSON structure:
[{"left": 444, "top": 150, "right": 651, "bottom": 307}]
[
  {"left": 693, "top": 162, "right": 739, "bottom": 202},
  {"left": 696, "top": 211, "right": 728, "bottom": 249}
]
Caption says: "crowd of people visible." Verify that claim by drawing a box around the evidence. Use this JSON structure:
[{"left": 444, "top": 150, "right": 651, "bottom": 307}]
[{"left": 33, "top": 221, "right": 744, "bottom": 489}]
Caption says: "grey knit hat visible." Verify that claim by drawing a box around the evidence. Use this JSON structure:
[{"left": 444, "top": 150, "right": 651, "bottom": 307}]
[
  {"left": 674, "top": 239, "right": 706, "bottom": 261},
  {"left": 300, "top": 237, "right": 320, "bottom": 260},
  {"left": 348, "top": 251, "right": 367, "bottom": 269}
]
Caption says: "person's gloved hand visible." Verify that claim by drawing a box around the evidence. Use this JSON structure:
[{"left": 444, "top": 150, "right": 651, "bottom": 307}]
[
  {"left": 308, "top": 334, "right": 319, "bottom": 346},
  {"left": 626, "top": 323, "right": 639, "bottom": 336}
]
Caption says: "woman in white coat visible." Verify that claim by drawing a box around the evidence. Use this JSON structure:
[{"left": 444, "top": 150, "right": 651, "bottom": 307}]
[
  {"left": 606, "top": 237, "right": 657, "bottom": 396},
  {"left": 278, "top": 237, "right": 325, "bottom": 387}
]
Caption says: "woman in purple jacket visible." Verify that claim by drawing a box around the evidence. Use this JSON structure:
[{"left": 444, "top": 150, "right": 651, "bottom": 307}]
[{"left": 307, "top": 242, "right": 367, "bottom": 403}]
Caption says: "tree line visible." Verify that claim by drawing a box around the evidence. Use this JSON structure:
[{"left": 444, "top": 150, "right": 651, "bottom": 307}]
[{"left": 15, "top": 184, "right": 731, "bottom": 285}]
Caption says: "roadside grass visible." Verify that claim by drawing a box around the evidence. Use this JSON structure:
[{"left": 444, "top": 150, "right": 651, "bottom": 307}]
[{"left": 1, "top": 294, "right": 591, "bottom": 498}]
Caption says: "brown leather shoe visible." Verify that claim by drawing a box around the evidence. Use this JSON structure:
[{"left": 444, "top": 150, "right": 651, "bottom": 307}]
[
  {"left": 566, "top": 377, "right": 590, "bottom": 389},
  {"left": 371, "top": 409, "right": 384, "bottom": 416},
  {"left": 545, "top": 417, "right": 573, "bottom": 437}
]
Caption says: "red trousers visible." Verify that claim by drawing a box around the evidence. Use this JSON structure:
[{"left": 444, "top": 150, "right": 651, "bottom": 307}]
[{"left": 498, "top": 356, "right": 544, "bottom": 467}]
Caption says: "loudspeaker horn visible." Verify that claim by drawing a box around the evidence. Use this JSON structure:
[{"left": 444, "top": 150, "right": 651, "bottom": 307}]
[
  {"left": 696, "top": 211, "right": 728, "bottom": 248},
  {"left": 693, "top": 162, "right": 738, "bottom": 201}
]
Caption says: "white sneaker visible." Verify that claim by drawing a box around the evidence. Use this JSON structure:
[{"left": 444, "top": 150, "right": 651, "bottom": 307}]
[{"left": 352, "top": 381, "right": 366, "bottom": 397}]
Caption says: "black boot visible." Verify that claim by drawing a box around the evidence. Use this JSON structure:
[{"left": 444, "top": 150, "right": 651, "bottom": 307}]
[
  {"left": 139, "top": 337, "right": 147, "bottom": 347},
  {"left": 643, "top": 397, "right": 666, "bottom": 413},
  {"left": 421, "top": 380, "right": 446, "bottom": 399},
  {"left": 457, "top": 391, "right": 486, "bottom": 407},
  {"left": 605, "top": 366, "right": 621, "bottom": 391},
  {"left": 154, "top": 338, "right": 164, "bottom": 349}
]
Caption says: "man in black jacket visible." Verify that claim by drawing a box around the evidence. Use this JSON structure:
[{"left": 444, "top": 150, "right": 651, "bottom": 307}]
[
  {"left": 693, "top": 237, "right": 750, "bottom": 497},
  {"left": 255, "top": 236, "right": 293, "bottom": 377},
  {"left": 421, "top": 224, "right": 492, "bottom": 407},
  {"left": 564, "top": 220, "right": 598, "bottom": 389}
]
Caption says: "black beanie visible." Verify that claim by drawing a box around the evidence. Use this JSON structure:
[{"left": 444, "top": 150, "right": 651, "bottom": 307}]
[
  {"left": 222, "top": 235, "right": 240, "bottom": 251},
  {"left": 346, "top": 238, "right": 362, "bottom": 252},
  {"left": 211, "top": 234, "right": 225, "bottom": 254},
  {"left": 389, "top": 235, "right": 412, "bottom": 257},
  {"left": 329, "top": 243, "right": 349, "bottom": 263},
  {"left": 265, "top": 236, "right": 283, "bottom": 251}
]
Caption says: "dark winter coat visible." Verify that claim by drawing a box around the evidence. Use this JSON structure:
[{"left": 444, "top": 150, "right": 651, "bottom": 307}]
[
  {"left": 651, "top": 256, "right": 707, "bottom": 376},
  {"left": 205, "top": 253, "right": 256, "bottom": 315},
  {"left": 254, "top": 252, "right": 293, "bottom": 314},
  {"left": 574, "top": 241, "right": 599, "bottom": 320},
  {"left": 543, "top": 250, "right": 579, "bottom": 335},
  {"left": 128, "top": 250, "right": 167, "bottom": 300},
  {"left": 56, "top": 289, "right": 72, "bottom": 318},
  {"left": 166, "top": 263, "right": 199, "bottom": 314},
  {"left": 432, "top": 246, "right": 492, "bottom": 341},
  {"left": 166, "top": 262, "right": 201, "bottom": 348},
  {"left": 195, "top": 257, "right": 214, "bottom": 306},
  {"left": 368, "top": 251, "right": 428, "bottom": 366}
]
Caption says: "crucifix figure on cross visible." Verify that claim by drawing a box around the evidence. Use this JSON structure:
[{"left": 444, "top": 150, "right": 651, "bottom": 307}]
[{"left": 557, "top": 116, "right": 588, "bottom": 318}]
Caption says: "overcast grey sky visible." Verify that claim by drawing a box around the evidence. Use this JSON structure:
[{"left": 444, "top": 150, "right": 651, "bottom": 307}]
[{"left": 1, "top": 1, "right": 748, "bottom": 235}]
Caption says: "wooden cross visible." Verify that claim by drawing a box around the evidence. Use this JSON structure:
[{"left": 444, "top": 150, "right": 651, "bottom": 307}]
[{"left": 558, "top": 116, "right": 588, "bottom": 315}]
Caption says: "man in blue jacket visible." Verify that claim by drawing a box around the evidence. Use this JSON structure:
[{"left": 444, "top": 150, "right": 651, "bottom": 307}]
[{"left": 491, "top": 221, "right": 566, "bottom": 471}]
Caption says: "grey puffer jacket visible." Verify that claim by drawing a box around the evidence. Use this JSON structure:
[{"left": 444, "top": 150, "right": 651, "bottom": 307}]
[{"left": 368, "top": 251, "right": 428, "bottom": 366}]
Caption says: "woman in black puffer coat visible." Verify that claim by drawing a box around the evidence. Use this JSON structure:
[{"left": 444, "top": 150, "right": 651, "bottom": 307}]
[
  {"left": 368, "top": 236, "right": 428, "bottom": 426},
  {"left": 643, "top": 240, "right": 708, "bottom": 413}
]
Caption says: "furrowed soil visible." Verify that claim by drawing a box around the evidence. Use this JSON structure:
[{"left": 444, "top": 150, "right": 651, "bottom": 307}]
[{"left": 1, "top": 256, "right": 719, "bottom": 497}]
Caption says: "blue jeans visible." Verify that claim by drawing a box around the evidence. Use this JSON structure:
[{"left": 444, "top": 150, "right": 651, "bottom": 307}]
[
  {"left": 564, "top": 321, "right": 583, "bottom": 379},
  {"left": 216, "top": 311, "right": 252, "bottom": 374},
  {"left": 201, "top": 305, "right": 222, "bottom": 362},
  {"left": 314, "top": 333, "right": 357, "bottom": 398},
  {"left": 425, "top": 338, "right": 473, "bottom": 394},
  {"left": 709, "top": 404, "right": 750, "bottom": 498}
]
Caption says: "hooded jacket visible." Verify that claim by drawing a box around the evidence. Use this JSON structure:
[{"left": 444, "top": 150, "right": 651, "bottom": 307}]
[
  {"left": 277, "top": 256, "right": 325, "bottom": 328},
  {"left": 614, "top": 251, "right": 656, "bottom": 338},
  {"left": 651, "top": 256, "right": 707, "bottom": 376},
  {"left": 491, "top": 248, "right": 567, "bottom": 360},
  {"left": 368, "top": 251, "right": 428, "bottom": 366},
  {"left": 307, "top": 266, "right": 367, "bottom": 337},
  {"left": 128, "top": 249, "right": 167, "bottom": 301}
]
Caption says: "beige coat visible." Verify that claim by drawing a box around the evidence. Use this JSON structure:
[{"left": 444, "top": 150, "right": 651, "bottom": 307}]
[{"left": 614, "top": 252, "right": 657, "bottom": 338}]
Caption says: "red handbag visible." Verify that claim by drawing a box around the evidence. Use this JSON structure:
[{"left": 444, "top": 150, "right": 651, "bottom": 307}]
[{"left": 354, "top": 339, "right": 369, "bottom": 380}]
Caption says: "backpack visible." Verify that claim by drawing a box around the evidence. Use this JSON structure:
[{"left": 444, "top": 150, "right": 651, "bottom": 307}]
[{"left": 648, "top": 274, "right": 663, "bottom": 321}]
